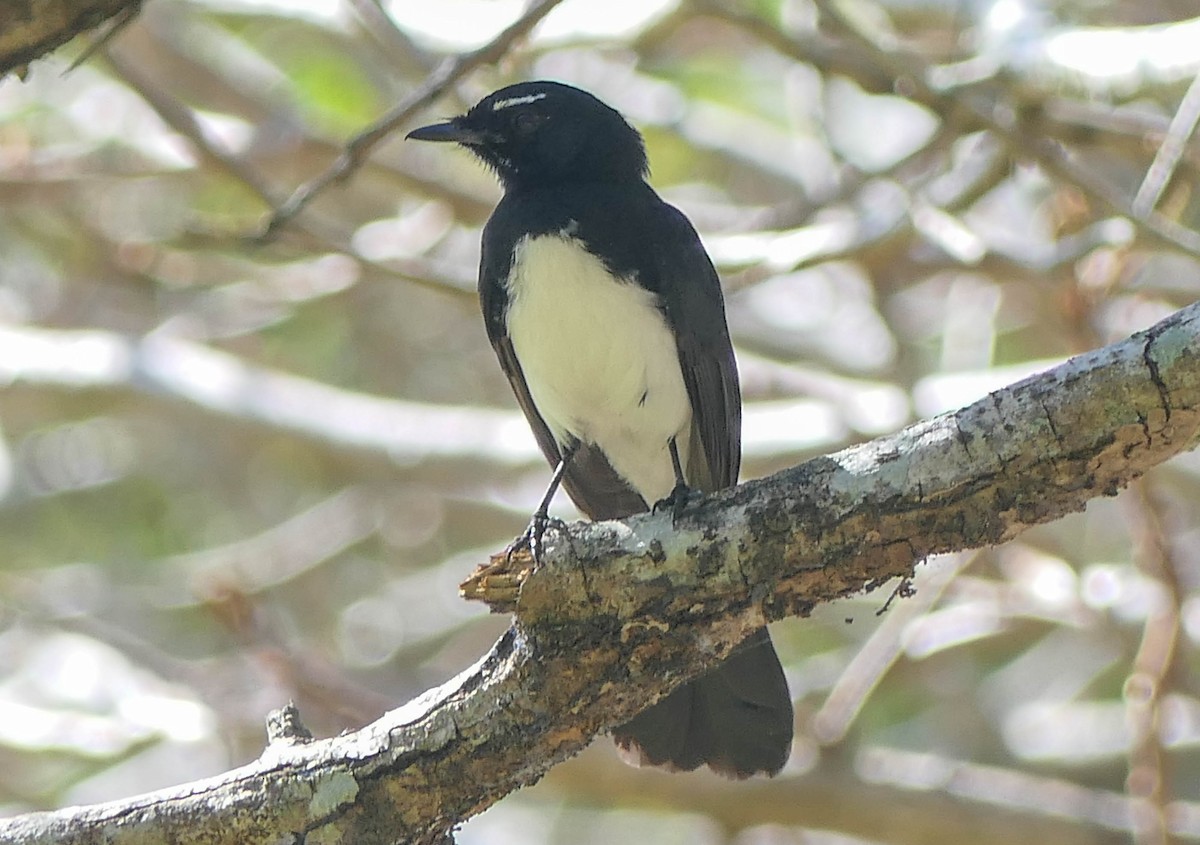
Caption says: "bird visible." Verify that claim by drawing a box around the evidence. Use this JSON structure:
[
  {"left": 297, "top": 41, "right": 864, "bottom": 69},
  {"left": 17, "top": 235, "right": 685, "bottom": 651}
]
[{"left": 407, "top": 80, "right": 793, "bottom": 778}]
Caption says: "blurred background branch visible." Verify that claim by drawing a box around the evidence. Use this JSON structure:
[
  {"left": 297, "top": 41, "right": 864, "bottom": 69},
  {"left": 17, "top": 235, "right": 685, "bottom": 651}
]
[{"left": 2, "top": 0, "right": 1200, "bottom": 843}]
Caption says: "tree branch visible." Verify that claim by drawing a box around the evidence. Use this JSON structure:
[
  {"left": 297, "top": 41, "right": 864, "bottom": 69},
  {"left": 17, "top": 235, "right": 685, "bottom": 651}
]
[
  {"left": 0, "top": 0, "right": 138, "bottom": 77},
  {"left": 3, "top": 300, "right": 1198, "bottom": 844}
]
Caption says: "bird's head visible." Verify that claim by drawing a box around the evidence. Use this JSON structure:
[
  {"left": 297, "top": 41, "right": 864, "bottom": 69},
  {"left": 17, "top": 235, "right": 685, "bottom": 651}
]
[{"left": 407, "top": 81, "right": 648, "bottom": 191}]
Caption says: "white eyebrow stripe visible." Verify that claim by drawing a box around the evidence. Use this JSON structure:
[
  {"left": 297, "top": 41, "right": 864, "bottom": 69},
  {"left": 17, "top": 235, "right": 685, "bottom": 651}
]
[{"left": 491, "top": 93, "right": 548, "bottom": 111}]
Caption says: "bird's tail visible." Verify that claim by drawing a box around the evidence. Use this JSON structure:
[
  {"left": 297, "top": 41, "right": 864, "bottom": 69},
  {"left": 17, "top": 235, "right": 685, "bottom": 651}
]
[{"left": 612, "top": 627, "right": 793, "bottom": 778}]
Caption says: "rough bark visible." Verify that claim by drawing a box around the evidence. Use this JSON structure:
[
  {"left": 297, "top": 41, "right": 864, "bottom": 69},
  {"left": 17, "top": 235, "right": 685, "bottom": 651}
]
[
  {"left": 0, "top": 0, "right": 139, "bottom": 76},
  {"left": 1, "top": 301, "right": 1198, "bottom": 845}
]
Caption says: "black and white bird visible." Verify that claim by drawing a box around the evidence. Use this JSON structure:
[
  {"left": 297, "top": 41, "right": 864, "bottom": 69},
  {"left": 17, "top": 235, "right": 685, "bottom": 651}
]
[{"left": 407, "top": 80, "right": 793, "bottom": 778}]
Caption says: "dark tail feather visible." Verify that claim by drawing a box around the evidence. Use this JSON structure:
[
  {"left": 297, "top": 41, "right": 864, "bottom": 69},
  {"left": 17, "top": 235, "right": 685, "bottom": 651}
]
[{"left": 612, "top": 628, "right": 793, "bottom": 778}]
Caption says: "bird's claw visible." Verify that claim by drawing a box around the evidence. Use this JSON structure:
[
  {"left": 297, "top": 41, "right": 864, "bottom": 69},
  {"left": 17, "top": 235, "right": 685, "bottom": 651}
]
[
  {"left": 652, "top": 482, "right": 700, "bottom": 525},
  {"left": 505, "top": 511, "right": 567, "bottom": 564}
]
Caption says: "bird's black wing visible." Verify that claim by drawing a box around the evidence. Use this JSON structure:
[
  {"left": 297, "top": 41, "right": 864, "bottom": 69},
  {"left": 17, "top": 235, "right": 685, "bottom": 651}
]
[{"left": 642, "top": 201, "right": 741, "bottom": 493}]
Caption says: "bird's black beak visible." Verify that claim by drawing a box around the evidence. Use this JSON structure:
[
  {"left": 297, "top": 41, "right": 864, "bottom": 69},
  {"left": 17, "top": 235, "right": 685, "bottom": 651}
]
[{"left": 406, "top": 119, "right": 485, "bottom": 145}]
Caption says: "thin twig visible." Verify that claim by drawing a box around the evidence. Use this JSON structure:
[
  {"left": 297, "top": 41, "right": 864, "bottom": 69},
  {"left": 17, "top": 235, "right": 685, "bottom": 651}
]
[
  {"left": 258, "top": 0, "right": 566, "bottom": 241},
  {"left": 105, "top": 45, "right": 477, "bottom": 300},
  {"left": 1133, "top": 71, "right": 1200, "bottom": 218},
  {"left": 103, "top": 46, "right": 282, "bottom": 209},
  {"left": 345, "top": 0, "right": 439, "bottom": 77},
  {"left": 66, "top": 0, "right": 141, "bottom": 72},
  {"left": 1121, "top": 482, "right": 1184, "bottom": 845}
]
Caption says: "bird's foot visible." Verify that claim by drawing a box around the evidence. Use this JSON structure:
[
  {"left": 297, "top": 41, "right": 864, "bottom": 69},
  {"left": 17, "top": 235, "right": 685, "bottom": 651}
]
[
  {"left": 505, "top": 511, "right": 568, "bottom": 565},
  {"left": 652, "top": 482, "right": 701, "bottom": 525}
]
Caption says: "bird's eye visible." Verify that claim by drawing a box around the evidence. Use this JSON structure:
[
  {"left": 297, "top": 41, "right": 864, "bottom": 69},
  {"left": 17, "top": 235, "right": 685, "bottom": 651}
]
[{"left": 513, "top": 111, "right": 542, "bottom": 135}]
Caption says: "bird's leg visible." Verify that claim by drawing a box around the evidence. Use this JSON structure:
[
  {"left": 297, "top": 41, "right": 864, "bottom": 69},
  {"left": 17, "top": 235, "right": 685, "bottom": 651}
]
[
  {"left": 507, "top": 443, "right": 576, "bottom": 563},
  {"left": 652, "top": 436, "right": 699, "bottom": 524}
]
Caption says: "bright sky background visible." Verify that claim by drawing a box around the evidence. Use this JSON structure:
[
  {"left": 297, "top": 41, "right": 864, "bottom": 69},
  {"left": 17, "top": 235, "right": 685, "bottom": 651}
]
[
  {"left": 203, "top": 0, "right": 680, "bottom": 49},
  {"left": 199, "top": 0, "right": 1200, "bottom": 87}
]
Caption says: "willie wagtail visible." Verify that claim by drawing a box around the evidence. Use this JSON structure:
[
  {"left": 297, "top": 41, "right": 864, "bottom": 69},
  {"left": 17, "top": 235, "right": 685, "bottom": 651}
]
[{"left": 408, "top": 80, "right": 793, "bottom": 778}]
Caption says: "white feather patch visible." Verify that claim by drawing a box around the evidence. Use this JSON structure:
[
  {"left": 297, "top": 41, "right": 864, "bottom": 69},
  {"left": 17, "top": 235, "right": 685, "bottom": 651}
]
[
  {"left": 491, "top": 93, "right": 548, "bottom": 111},
  {"left": 506, "top": 233, "right": 691, "bottom": 503}
]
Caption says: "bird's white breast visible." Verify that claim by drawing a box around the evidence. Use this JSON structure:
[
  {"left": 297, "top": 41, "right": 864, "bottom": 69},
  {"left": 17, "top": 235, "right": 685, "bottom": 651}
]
[{"left": 505, "top": 233, "right": 691, "bottom": 504}]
